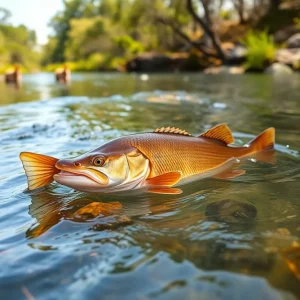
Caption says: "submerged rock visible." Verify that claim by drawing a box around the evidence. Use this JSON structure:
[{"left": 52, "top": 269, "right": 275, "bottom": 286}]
[
  {"left": 205, "top": 200, "right": 257, "bottom": 223},
  {"left": 264, "top": 63, "right": 293, "bottom": 75},
  {"left": 90, "top": 215, "right": 133, "bottom": 231}
]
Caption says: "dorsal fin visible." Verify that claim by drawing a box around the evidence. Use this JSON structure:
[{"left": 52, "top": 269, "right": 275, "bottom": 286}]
[
  {"left": 154, "top": 126, "right": 192, "bottom": 136},
  {"left": 199, "top": 124, "right": 234, "bottom": 144}
]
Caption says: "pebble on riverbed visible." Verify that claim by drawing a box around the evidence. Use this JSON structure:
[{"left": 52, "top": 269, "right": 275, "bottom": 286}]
[
  {"left": 276, "top": 228, "right": 291, "bottom": 236},
  {"left": 205, "top": 200, "right": 257, "bottom": 223}
]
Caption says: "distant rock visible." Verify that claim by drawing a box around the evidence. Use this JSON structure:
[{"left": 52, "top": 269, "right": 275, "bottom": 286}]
[
  {"left": 126, "top": 52, "right": 202, "bottom": 72},
  {"left": 264, "top": 63, "right": 293, "bottom": 75},
  {"left": 276, "top": 48, "right": 300, "bottom": 66},
  {"left": 204, "top": 66, "right": 245, "bottom": 75},
  {"left": 287, "top": 33, "right": 300, "bottom": 49},
  {"left": 222, "top": 43, "right": 247, "bottom": 65},
  {"left": 273, "top": 25, "right": 299, "bottom": 43}
]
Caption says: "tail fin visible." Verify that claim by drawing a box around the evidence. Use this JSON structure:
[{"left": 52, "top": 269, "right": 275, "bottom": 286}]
[
  {"left": 246, "top": 128, "right": 275, "bottom": 164},
  {"left": 20, "top": 152, "right": 60, "bottom": 191},
  {"left": 248, "top": 127, "right": 275, "bottom": 152}
]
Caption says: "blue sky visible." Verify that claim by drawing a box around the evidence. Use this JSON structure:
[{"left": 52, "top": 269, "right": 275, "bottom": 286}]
[{"left": 0, "top": 0, "right": 64, "bottom": 44}]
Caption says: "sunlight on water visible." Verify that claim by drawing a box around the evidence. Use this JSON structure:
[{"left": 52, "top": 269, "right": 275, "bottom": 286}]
[{"left": 0, "top": 73, "right": 300, "bottom": 299}]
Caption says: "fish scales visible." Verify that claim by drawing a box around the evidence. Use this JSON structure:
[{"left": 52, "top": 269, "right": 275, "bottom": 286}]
[{"left": 119, "top": 133, "right": 249, "bottom": 178}]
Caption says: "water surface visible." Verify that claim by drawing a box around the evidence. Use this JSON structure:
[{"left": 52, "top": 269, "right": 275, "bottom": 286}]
[{"left": 0, "top": 72, "right": 300, "bottom": 299}]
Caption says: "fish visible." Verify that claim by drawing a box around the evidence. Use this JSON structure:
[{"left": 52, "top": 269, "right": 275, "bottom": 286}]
[{"left": 19, "top": 124, "right": 275, "bottom": 195}]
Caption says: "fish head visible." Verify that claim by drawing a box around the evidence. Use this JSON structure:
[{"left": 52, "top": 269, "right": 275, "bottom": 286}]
[{"left": 54, "top": 146, "right": 149, "bottom": 192}]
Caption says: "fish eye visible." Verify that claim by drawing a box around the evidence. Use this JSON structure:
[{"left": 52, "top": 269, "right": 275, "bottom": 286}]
[{"left": 92, "top": 156, "right": 105, "bottom": 166}]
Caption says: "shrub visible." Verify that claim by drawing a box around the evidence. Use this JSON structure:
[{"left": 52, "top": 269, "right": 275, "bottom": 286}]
[
  {"left": 242, "top": 30, "right": 276, "bottom": 71},
  {"left": 294, "top": 18, "right": 300, "bottom": 30},
  {"left": 113, "top": 35, "right": 144, "bottom": 56},
  {"left": 220, "top": 10, "right": 232, "bottom": 20}
]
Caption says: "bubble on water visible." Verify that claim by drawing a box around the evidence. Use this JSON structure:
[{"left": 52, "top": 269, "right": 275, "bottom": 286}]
[
  {"left": 212, "top": 102, "right": 227, "bottom": 109},
  {"left": 140, "top": 74, "right": 149, "bottom": 81}
]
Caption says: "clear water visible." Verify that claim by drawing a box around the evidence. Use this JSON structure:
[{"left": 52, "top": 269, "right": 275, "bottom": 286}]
[{"left": 0, "top": 72, "right": 300, "bottom": 299}]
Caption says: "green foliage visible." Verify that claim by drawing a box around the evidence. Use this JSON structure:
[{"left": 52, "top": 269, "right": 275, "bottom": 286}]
[
  {"left": 43, "top": 0, "right": 193, "bottom": 67},
  {"left": 294, "top": 17, "right": 300, "bottom": 30},
  {"left": 293, "top": 60, "right": 300, "bottom": 70},
  {"left": 64, "top": 17, "right": 111, "bottom": 61},
  {"left": 242, "top": 30, "right": 277, "bottom": 70},
  {"left": 44, "top": 53, "right": 126, "bottom": 72},
  {"left": 0, "top": 22, "right": 40, "bottom": 72},
  {"left": 113, "top": 35, "right": 144, "bottom": 56},
  {"left": 219, "top": 10, "right": 232, "bottom": 20}
]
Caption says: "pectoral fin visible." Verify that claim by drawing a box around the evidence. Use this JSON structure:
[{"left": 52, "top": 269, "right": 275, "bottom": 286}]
[
  {"left": 146, "top": 171, "right": 182, "bottom": 187},
  {"left": 148, "top": 187, "right": 183, "bottom": 195}
]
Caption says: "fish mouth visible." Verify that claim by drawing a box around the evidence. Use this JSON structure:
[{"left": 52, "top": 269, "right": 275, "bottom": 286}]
[{"left": 54, "top": 167, "right": 109, "bottom": 185}]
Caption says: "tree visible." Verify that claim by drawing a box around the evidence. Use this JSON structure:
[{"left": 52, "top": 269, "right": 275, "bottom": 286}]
[
  {"left": 48, "top": 0, "right": 88, "bottom": 62},
  {"left": 0, "top": 8, "right": 11, "bottom": 24},
  {"left": 186, "top": 0, "right": 225, "bottom": 61},
  {"left": 233, "top": 0, "right": 246, "bottom": 24},
  {"left": 0, "top": 22, "right": 40, "bottom": 71}
]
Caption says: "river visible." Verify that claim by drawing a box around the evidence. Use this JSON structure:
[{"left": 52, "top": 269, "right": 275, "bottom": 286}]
[{"left": 0, "top": 72, "right": 300, "bottom": 299}]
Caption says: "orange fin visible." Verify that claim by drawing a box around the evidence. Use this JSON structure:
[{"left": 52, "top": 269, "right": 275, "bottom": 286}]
[
  {"left": 250, "top": 150, "right": 276, "bottom": 165},
  {"left": 199, "top": 124, "right": 234, "bottom": 145},
  {"left": 148, "top": 187, "right": 183, "bottom": 195},
  {"left": 19, "top": 152, "right": 60, "bottom": 190},
  {"left": 248, "top": 127, "right": 275, "bottom": 151},
  {"left": 154, "top": 127, "right": 192, "bottom": 136},
  {"left": 146, "top": 172, "right": 182, "bottom": 187},
  {"left": 214, "top": 169, "right": 245, "bottom": 180}
]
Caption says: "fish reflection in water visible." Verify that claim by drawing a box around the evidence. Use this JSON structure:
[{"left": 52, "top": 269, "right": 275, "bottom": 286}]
[
  {"left": 26, "top": 190, "right": 132, "bottom": 238},
  {"left": 282, "top": 244, "right": 300, "bottom": 281}
]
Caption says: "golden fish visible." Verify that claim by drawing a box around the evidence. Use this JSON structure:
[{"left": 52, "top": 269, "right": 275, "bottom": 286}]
[{"left": 19, "top": 124, "right": 275, "bottom": 194}]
